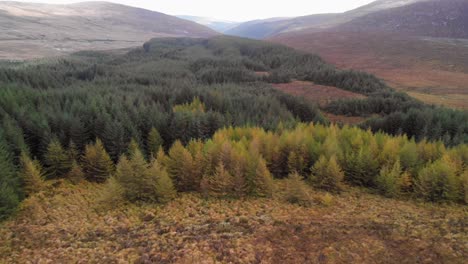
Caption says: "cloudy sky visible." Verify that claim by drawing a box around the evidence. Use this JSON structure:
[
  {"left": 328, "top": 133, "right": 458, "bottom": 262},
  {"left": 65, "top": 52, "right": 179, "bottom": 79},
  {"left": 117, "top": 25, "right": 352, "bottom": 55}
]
[{"left": 5, "top": 0, "right": 377, "bottom": 21}]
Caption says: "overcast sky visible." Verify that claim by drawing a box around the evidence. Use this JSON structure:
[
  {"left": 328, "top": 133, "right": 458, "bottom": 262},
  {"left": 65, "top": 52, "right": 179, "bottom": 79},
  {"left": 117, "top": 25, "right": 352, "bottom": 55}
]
[{"left": 4, "top": 0, "right": 377, "bottom": 21}]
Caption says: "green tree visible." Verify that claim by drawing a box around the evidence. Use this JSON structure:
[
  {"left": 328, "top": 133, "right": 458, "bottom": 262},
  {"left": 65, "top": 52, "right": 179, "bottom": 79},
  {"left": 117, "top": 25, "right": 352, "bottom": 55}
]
[
  {"left": 200, "top": 162, "right": 234, "bottom": 197},
  {"left": 82, "top": 139, "right": 114, "bottom": 182},
  {"left": 309, "top": 155, "right": 344, "bottom": 192},
  {"left": 67, "top": 160, "right": 85, "bottom": 184},
  {"left": 415, "top": 160, "right": 461, "bottom": 202},
  {"left": 166, "top": 141, "right": 196, "bottom": 192},
  {"left": 44, "top": 139, "right": 72, "bottom": 178},
  {"left": 0, "top": 141, "right": 20, "bottom": 220},
  {"left": 150, "top": 161, "right": 177, "bottom": 203},
  {"left": 375, "top": 160, "right": 411, "bottom": 198},
  {"left": 284, "top": 172, "right": 311, "bottom": 206},
  {"left": 19, "top": 153, "right": 46, "bottom": 196},
  {"left": 147, "top": 127, "right": 163, "bottom": 158},
  {"left": 114, "top": 149, "right": 149, "bottom": 202},
  {"left": 251, "top": 158, "right": 274, "bottom": 197}
]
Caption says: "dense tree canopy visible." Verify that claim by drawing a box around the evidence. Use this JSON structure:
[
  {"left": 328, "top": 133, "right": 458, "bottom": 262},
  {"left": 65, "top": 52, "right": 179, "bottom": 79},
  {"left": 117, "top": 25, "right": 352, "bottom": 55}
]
[{"left": 0, "top": 36, "right": 467, "bottom": 220}]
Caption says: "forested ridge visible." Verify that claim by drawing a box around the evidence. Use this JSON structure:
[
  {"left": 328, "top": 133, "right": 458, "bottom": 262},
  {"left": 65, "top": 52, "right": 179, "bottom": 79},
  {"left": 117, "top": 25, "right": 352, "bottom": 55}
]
[{"left": 1, "top": 36, "right": 467, "bottom": 220}]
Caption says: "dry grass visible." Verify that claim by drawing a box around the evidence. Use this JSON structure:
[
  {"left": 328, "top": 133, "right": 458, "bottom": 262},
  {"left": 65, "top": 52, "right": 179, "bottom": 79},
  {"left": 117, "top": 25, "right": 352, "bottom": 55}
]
[
  {"left": 272, "top": 81, "right": 366, "bottom": 106},
  {"left": 272, "top": 31, "right": 468, "bottom": 110},
  {"left": 0, "top": 181, "right": 466, "bottom": 263}
]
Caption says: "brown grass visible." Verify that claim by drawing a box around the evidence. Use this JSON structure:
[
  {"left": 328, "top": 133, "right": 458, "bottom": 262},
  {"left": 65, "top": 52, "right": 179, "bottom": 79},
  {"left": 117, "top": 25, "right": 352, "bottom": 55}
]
[
  {"left": 271, "top": 31, "right": 468, "bottom": 110},
  {"left": 272, "top": 81, "right": 366, "bottom": 107},
  {"left": 0, "top": 181, "right": 466, "bottom": 263}
]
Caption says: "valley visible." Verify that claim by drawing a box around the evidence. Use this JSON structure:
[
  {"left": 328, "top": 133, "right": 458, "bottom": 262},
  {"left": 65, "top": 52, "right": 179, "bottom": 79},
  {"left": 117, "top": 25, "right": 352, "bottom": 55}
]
[{"left": 0, "top": 1, "right": 467, "bottom": 263}]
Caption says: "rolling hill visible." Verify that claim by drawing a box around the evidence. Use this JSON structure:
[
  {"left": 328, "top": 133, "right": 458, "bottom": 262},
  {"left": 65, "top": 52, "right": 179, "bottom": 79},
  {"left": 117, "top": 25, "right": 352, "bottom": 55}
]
[
  {"left": 0, "top": 1, "right": 218, "bottom": 59},
  {"left": 225, "top": 0, "right": 433, "bottom": 39}
]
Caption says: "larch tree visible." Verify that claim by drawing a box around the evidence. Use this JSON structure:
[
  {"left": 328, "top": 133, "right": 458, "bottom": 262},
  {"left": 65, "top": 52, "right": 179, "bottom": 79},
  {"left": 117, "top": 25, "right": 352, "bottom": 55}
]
[
  {"left": 19, "top": 153, "right": 46, "bottom": 196},
  {"left": 82, "top": 139, "right": 114, "bottom": 183},
  {"left": 200, "top": 162, "right": 234, "bottom": 197},
  {"left": 44, "top": 139, "right": 72, "bottom": 178},
  {"left": 310, "top": 155, "right": 344, "bottom": 193},
  {"left": 147, "top": 127, "right": 163, "bottom": 158}
]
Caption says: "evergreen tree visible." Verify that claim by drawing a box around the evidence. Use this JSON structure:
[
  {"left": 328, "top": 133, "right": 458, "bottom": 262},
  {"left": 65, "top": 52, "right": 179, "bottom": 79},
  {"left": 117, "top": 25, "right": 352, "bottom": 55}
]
[
  {"left": 147, "top": 127, "right": 163, "bottom": 158},
  {"left": 114, "top": 149, "right": 150, "bottom": 202},
  {"left": 0, "top": 140, "right": 20, "bottom": 220},
  {"left": 200, "top": 162, "right": 234, "bottom": 197},
  {"left": 375, "top": 160, "right": 411, "bottom": 198},
  {"left": 309, "top": 155, "right": 344, "bottom": 192},
  {"left": 150, "top": 161, "right": 177, "bottom": 203},
  {"left": 252, "top": 158, "right": 274, "bottom": 197},
  {"left": 44, "top": 139, "right": 72, "bottom": 178},
  {"left": 19, "top": 153, "right": 46, "bottom": 196},
  {"left": 82, "top": 139, "right": 114, "bottom": 182},
  {"left": 67, "top": 160, "right": 85, "bottom": 184},
  {"left": 415, "top": 160, "right": 461, "bottom": 202},
  {"left": 284, "top": 172, "right": 311, "bottom": 206},
  {"left": 166, "top": 141, "right": 196, "bottom": 192}
]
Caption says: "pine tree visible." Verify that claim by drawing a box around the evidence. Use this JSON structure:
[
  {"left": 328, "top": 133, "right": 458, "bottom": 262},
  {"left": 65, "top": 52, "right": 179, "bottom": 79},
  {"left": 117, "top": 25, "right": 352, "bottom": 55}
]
[
  {"left": 284, "top": 172, "right": 311, "bottom": 206},
  {"left": 147, "top": 127, "right": 163, "bottom": 158},
  {"left": 127, "top": 138, "right": 141, "bottom": 158},
  {"left": 150, "top": 161, "right": 177, "bottom": 203},
  {"left": 44, "top": 139, "right": 72, "bottom": 178},
  {"left": 114, "top": 148, "right": 151, "bottom": 202},
  {"left": 309, "top": 155, "right": 344, "bottom": 192},
  {"left": 375, "top": 160, "right": 410, "bottom": 198},
  {"left": 82, "top": 139, "right": 114, "bottom": 182},
  {"left": 252, "top": 158, "right": 274, "bottom": 197},
  {"left": 462, "top": 170, "right": 468, "bottom": 204},
  {"left": 415, "top": 160, "right": 461, "bottom": 202},
  {"left": 200, "top": 162, "right": 234, "bottom": 197},
  {"left": 166, "top": 141, "right": 196, "bottom": 192},
  {"left": 67, "top": 160, "right": 85, "bottom": 184},
  {"left": 19, "top": 153, "right": 46, "bottom": 196},
  {"left": 0, "top": 140, "right": 20, "bottom": 220}
]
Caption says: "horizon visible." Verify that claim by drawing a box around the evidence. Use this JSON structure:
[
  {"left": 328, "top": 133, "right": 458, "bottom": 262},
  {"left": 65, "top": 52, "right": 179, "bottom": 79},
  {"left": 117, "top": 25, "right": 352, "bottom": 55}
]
[{"left": 0, "top": 0, "right": 378, "bottom": 22}]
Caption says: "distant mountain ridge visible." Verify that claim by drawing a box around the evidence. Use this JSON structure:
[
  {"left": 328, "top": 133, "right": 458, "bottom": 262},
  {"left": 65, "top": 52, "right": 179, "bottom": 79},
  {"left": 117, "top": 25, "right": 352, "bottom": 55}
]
[
  {"left": 226, "top": 0, "right": 463, "bottom": 39},
  {"left": 177, "top": 15, "right": 240, "bottom": 32},
  {"left": 0, "top": 1, "right": 218, "bottom": 59}
]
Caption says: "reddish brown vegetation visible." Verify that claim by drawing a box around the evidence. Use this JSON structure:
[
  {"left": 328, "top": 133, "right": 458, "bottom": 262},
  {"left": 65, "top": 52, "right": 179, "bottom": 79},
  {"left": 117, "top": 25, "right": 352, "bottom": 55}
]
[
  {"left": 272, "top": 81, "right": 366, "bottom": 106},
  {"left": 272, "top": 31, "right": 468, "bottom": 109},
  {"left": 0, "top": 183, "right": 466, "bottom": 263}
]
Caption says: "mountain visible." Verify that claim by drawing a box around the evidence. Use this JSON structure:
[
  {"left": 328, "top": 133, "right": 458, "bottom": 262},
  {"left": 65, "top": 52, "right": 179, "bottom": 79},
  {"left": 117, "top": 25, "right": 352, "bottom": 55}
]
[
  {"left": 177, "top": 15, "right": 240, "bottom": 32},
  {"left": 0, "top": 1, "right": 218, "bottom": 59},
  {"left": 338, "top": 0, "right": 468, "bottom": 39},
  {"left": 226, "top": 0, "right": 432, "bottom": 39},
  {"left": 270, "top": 0, "right": 468, "bottom": 109}
]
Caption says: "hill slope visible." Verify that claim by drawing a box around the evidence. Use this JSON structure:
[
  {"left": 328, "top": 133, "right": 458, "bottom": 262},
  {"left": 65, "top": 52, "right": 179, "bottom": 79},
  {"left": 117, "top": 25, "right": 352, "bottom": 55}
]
[
  {"left": 0, "top": 1, "right": 218, "bottom": 59},
  {"left": 339, "top": 0, "right": 468, "bottom": 38},
  {"left": 225, "top": 0, "right": 432, "bottom": 39}
]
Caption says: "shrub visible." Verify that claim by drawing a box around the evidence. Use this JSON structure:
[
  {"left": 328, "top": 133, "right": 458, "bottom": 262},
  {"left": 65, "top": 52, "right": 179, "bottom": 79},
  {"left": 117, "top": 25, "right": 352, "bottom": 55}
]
[{"left": 284, "top": 172, "right": 312, "bottom": 206}]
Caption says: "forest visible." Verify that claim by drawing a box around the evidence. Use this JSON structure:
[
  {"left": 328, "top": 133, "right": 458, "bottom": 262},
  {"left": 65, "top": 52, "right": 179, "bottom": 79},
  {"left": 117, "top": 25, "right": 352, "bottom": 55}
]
[{"left": 1, "top": 36, "right": 467, "bottom": 220}]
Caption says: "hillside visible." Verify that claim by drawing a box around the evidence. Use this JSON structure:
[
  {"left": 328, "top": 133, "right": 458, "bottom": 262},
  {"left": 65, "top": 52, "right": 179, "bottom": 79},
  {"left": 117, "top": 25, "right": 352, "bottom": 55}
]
[
  {"left": 1, "top": 182, "right": 466, "bottom": 263},
  {"left": 272, "top": 31, "right": 468, "bottom": 109},
  {"left": 225, "top": 0, "right": 432, "bottom": 39},
  {"left": 0, "top": 1, "right": 218, "bottom": 59},
  {"left": 0, "top": 36, "right": 467, "bottom": 263},
  {"left": 339, "top": 0, "right": 468, "bottom": 38}
]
